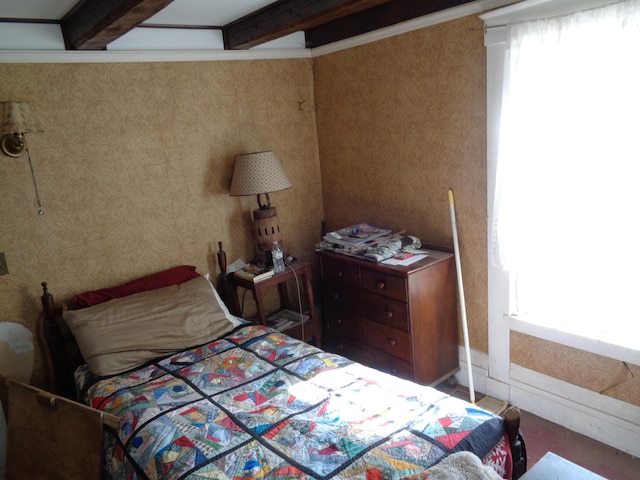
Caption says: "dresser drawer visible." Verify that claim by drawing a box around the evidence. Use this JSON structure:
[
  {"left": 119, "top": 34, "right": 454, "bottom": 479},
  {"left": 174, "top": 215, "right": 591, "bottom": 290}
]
[
  {"left": 321, "top": 283, "right": 355, "bottom": 335},
  {"left": 330, "top": 338, "right": 412, "bottom": 380},
  {"left": 320, "top": 256, "right": 360, "bottom": 288},
  {"left": 338, "top": 316, "right": 411, "bottom": 362},
  {"left": 360, "top": 321, "right": 411, "bottom": 361},
  {"left": 324, "top": 300, "right": 347, "bottom": 337},
  {"left": 357, "top": 291, "right": 408, "bottom": 331},
  {"left": 360, "top": 268, "right": 407, "bottom": 302},
  {"left": 323, "top": 286, "right": 409, "bottom": 332}
]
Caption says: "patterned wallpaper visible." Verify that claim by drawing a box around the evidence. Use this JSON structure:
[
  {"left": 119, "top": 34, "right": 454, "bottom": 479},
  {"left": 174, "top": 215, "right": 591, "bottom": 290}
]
[
  {"left": 0, "top": 59, "right": 323, "bottom": 387},
  {"left": 314, "top": 15, "right": 489, "bottom": 351},
  {"left": 512, "top": 332, "right": 639, "bottom": 407},
  {"left": 0, "top": 14, "right": 636, "bottom": 407}
]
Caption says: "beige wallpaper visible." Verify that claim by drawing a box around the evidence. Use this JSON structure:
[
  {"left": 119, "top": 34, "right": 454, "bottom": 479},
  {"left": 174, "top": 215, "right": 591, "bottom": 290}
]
[
  {"left": 314, "top": 15, "right": 489, "bottom": 351},
  {"left": 512, "top": 332, "right": 640, "bottom": 407},
  {"left": 0, "top": 59, "right": 323, "bottom": 388},
  {"left": 313, "top": 14, "right": 637, "bottom": 406},
  {"left": 0, "top": 13, "right": 635, "bottom": 407}
]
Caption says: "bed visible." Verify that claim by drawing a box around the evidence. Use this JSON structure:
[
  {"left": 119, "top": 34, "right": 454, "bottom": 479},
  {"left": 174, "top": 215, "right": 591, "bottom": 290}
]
[{"left": 36, "top": 265, "right": 527, "bottom": 480}]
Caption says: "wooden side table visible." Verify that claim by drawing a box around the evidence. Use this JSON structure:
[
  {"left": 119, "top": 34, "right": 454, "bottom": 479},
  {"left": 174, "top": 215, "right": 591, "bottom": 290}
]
[{"left": 225, "top": 261, "right": 322, "bottom": 346}]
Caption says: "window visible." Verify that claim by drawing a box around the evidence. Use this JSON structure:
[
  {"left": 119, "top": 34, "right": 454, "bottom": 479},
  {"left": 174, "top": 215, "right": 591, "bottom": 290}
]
[{"left": 488, "top": 0, "right": 640, "bottom": 350}]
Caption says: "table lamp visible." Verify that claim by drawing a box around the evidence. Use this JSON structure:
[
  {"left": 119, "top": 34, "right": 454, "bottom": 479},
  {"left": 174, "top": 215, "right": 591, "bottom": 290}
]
[{"left": 230, "top": 150, "right": 292, "bottom": 259}]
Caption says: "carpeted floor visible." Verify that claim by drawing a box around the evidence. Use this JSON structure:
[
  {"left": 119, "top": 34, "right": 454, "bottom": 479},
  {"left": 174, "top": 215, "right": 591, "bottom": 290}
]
[{"left": 520, "top": 409, "right": 639, "bottom": 480}]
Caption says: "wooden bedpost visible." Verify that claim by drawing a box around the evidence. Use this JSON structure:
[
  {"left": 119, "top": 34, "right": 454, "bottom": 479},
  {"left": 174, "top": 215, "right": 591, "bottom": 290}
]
[
  {"left": 217, "top": 241, "right": 227, "bottom": 278},
  {"left": 502, "top": 406, "right": 527, "bottom": 479},
  {"left": 217, "top": 241, "right": 241, "bottom": 316},
  {"left": 37, "top": 282, "right": 76, "bottom": 398},
  {"left": 37, "top": 282, "right": 57, "bottom": 393},
  {"left": 41, "top": 282, "right": 57, "bottom": 321}
]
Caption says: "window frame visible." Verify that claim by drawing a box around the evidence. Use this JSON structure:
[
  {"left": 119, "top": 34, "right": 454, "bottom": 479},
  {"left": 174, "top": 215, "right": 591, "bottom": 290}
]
[{"left": 481, "top": 0, "right": 640, "bottom": 386}]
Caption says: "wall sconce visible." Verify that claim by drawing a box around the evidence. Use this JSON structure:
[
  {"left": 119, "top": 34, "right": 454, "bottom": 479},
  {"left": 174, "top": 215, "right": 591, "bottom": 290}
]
[
  {"left": 229, "top": 150, "right": 292, "bottom": 258},
  {"left": 1, "top": 102, "right": 41, "bottom": 157},
  {"left": 1, "top": 101, "right": 45, "bottom": 215}
]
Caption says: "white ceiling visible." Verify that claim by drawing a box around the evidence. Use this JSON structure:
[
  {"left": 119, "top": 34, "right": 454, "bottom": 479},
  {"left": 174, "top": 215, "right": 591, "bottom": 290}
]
[
  {"left": 0, "top": 0, "right": 305, "bottom": 51},
  {"left": 0, "top": 0, "right": 524, "bottom": 58},
  {"left": 143, "top": 0, "right": 276, "bottom": 27},
  {"left": 0, "top": 0, "right": 78, "bottom": 20}
]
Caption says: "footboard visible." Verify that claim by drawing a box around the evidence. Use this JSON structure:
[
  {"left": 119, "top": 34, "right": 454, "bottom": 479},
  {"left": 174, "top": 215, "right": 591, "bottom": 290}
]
[
  {"left": 3, "top": 377, "right": 118, "bottom": 479},
  {"left": 502, "top": 405, "right": 527, "bottom": 479}
]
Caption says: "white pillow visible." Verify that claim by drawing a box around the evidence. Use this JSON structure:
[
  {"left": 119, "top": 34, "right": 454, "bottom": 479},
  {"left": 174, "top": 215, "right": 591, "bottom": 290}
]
[{"left": 203, "top": 273, "right": 245, "bottom": 327}]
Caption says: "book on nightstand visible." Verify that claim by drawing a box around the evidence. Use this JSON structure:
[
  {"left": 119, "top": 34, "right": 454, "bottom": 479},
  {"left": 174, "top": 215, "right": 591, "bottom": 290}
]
[
  {"left": 233, "top": 267, "right": 275, "bottom": 283},
  {"left": 266, "top": 309, "right": 310, "bottom": 331}
]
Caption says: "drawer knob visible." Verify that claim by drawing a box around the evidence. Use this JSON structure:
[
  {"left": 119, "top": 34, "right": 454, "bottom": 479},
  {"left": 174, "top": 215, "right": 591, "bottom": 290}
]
[
  {"left": 385, "top": 309, "right": 394, "bottom": 319},
  {"left": 388, "top": 337, "right": 397, "bottom": 346},
  {"left": 332, "top": 293, "right": 339, "bottom": 300},
  {"left": 336, "top": 270, "right": 344, "bottom": 278},
  {"left": 337, "top": 318, "right": 342, "bottom": 324},
  {"left": 376, "top": 281, "right": 386, "bottom": 290}
]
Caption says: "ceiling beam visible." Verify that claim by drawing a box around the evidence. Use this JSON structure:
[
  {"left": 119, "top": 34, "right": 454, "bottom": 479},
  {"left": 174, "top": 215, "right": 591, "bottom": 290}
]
[
  {"left": 223, "top": 0, "right": 393, "bottom": 50},
  {"left": 62, "top": 0, "right": 175, "bottom": 50},
  {"left": 304, "top": 0, "right": 477, "bottom": 48}
]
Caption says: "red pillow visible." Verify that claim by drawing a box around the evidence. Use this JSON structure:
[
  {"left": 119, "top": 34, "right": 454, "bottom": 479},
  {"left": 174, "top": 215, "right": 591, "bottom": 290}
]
[{"left": 73, "top": 265, "right": 200, "bottom": 308}]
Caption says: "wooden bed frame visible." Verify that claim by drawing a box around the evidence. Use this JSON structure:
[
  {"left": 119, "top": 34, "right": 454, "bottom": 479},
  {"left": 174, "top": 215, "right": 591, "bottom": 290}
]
[{"left": 36, "top": 280, "right": 527, "bottom": 479}]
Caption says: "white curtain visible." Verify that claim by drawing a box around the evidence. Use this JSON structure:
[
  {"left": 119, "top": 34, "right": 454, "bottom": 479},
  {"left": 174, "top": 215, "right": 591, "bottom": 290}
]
[{"left": 492, "top": 0, "right": 640, "bottom": 346}]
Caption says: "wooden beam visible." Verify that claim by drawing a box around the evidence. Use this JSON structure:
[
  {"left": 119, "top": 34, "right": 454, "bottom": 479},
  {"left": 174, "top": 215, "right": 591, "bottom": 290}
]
[
  {"left": 304, "top": 0, "right": 477, "bottom": 48},
  {"left": 62, "top": 0, "right": 175, "bottom": 50},
  {"left": 223, "top": 0, "right": 393, "bottom": 50}
]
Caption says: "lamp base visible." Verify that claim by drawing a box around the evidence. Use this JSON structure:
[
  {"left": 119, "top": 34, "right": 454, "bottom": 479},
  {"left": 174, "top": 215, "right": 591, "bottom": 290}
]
[{"left": 253, "top": 206, "right": 283, "bottom": 253}]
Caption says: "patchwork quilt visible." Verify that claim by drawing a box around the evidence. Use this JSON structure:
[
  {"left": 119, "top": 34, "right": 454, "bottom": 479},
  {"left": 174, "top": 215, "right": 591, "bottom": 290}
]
[{"left": 78, "top": 325, "right": 509, "bottom": 480}]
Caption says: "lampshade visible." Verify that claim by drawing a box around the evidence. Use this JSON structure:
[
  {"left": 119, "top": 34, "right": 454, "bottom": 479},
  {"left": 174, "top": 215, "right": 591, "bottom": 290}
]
[
  {"left": 229, "top": 150, "right": 292, "bottom": 197},
  {"left": 0, "top": 102, "right": 42, "bottom": 135}
]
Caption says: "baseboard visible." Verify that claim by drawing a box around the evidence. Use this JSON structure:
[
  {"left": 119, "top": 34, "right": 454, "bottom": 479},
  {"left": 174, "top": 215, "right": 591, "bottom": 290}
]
[{"left": 455, "top": 347, "right": 640, "bottom": 458}]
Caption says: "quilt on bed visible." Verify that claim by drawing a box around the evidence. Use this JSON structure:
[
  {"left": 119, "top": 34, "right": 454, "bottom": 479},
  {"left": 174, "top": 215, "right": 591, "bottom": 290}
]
[{"left": 77, "top": 325, "right": 510, "bottom": 480}]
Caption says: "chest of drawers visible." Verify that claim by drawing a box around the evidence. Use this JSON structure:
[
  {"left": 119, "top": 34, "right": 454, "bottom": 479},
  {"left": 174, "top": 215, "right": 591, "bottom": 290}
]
[{"left": 318, "top": 249, "right": 458, "bottom": 386}]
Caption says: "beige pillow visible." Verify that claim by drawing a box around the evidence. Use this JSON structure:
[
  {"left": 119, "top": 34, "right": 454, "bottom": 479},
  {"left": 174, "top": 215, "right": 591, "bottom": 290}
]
[{"left": 64, "top": 275, "right": 234, "bottom": 376}]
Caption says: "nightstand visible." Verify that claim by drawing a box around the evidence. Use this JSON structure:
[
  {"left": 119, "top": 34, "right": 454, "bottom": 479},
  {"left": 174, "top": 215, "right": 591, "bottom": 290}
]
[{"left": 225, "top": 261, "right": 322, "bottom": 346}]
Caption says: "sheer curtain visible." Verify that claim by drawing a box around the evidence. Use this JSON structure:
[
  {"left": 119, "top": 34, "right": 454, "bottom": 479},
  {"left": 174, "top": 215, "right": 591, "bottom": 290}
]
[{"left": 492, "top": 0, "right": 640, "bottom": 347}]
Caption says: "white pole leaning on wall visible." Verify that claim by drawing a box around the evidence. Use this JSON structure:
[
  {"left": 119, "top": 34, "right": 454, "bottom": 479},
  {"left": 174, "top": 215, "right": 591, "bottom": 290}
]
[{"left": 448, "top": 189, "right": 475, "bottom": 404}]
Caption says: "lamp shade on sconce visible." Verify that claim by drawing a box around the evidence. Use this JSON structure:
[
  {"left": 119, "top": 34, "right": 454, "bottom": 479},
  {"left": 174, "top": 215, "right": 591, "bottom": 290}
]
[
  {"left": 1, "top": 101, "right": 45, "bottom": 214},
  {"left": 0, "top": 101, "right": 43, "bottom": 158},
  {"left": 0, "top": 102, "right": 42, "bottom": 135}
]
